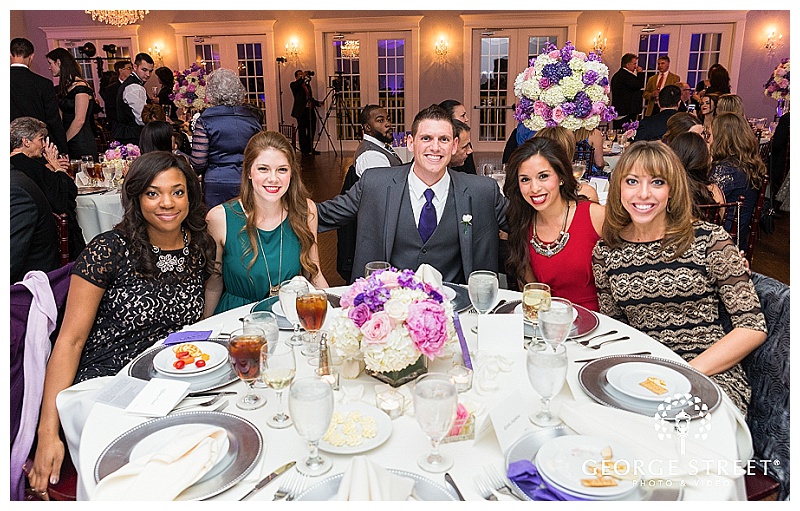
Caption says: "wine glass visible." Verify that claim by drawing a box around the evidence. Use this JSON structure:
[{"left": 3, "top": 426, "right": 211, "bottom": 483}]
[
  {"left": 572, "top": 161, "right": 588, "bottom": 183},
  {"left": 228, "top": 326, "right": 267, "bottom": 410},
  {"left": 526, "top": 342, "right": 567, "bottom": 426},
  {"left": 482, "top": 163, "right": 494, "bottom": 177},
  {"left": 538, "top": 297, "right": 574, "bottom": 347},
  {"left": 606, "top": 129, "right": 617, "bottom": 142},
  {"left": 288, "top": 377, "right": 334, "bottom": 476},
  {"left": 279, "top": 279, "right": 309, "bottom": 346},
  {"left": 364, "top": 261, "right": 390, "bottom": 277},
  {"left": 522, "top": 282, "right": 551, "bottom": 339},
  {"left": 468, "top": 270, "right": 499, "bottom": 336},
  {"left": 412, "top": 373, "right": 458, "bottom": 473},
  {"left": 296, "top": 288, "right": 327, "bottom": 350},
  {"left": 260, "top": 341, "right": 296, "bottom": 429}
]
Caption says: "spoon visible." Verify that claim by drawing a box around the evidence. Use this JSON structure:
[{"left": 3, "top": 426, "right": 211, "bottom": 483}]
[
  {"left": 576, "top": 330, "right": 618, "bottom": 346},
  {"left": 587, "top": 336, "right": 630, "bottom": 350}
]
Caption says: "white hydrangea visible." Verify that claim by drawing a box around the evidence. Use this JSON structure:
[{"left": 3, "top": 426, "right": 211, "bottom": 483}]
[
  {"left": 559, "top": 75, "right": 584, "bottom": 99},
  {"left": 560, "top": 116, "right": 583, "bottom": 131},
  {"left": 328, "top": 309, "right": 363, "bottom": 360},
  {"left": 517, "top": 79, "right": 540, "bottom": 101},
  {"left": 586, "top": 84, "right": 607, "bottom": 102},
  {"left": 583, "top": 60, "right": 607, "bottom": 76},
  {"left": 525, "top": 116, "right": 548, "bottom": 131},
  {"left": 568, "top": 57, "right": 585, "bottom": 73},
  {"left": 541, "top": 85, "right": 566, "bottom": 106},
  {"left": 363, "top": 327, "right": 418, "bottom": 372}
]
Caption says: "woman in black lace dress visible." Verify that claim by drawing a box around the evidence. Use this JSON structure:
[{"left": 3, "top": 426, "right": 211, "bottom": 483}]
[
  {"left": 592, "top": 141, "right": 766, "bottom": 417},
  {"left": 28, "top": 152, "right": 216, "bottom": 498},
  {"left": 45, "top": 48, "right": 98, "bottom": 160}
]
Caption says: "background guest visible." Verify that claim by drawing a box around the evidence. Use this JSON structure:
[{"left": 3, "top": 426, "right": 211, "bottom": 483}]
[
  {"left": 715, "top": 94, "right": 745, "bottom": 117},
  {"left": 139, "top": 120, "right": 175, "bottom": 153},
  {"left": 667, "top": 132, "right": 726, "bottom": 216},
  {"left": 705, "top": 63, "right": 731, "bottom": 95},
  {"left": 698, "top": 92, "right": 720, "bottom": 142},
  {"left": 634, "top": 85, "right": 681, "bottom": 141},
  {"left": 353, "top": 104, "right": 402, "bottom": 177},
  {"left": 100, "top": 60, "right": 132, "bottom": 131},
  {"left": 112, "top": 52, "right": 154, "bottom": 145},
  {"left": 153, "top": 66, "right": 179, "bottom": 122},
  {"left": 592, "top": 141, "right": 766, "bottom": 416},
  {"left": 439, "top": 99, "right": 476, "bottom": 174},
  {"left": 190, "top": 67, "right": 262, "bottom": 208},
  {"left": 204, "top": 131, "right": 327, "bottom": 315},
  {"left": 533, "top": 126, "right": 598, "bottom": 202},
  {"left": 642, "top": 55, "right": 680, "bottom": 117},
  {"left": 676, "top": 82, "right": 693, "bottom": 112},
  {"left": 662, "top": 112, "right": 704, "bottom": 144},
  {"left": 610, "top": 53, "right": 645, "bottom": 128},
  {"left": 290, "top": 70, "right": 321, "bottom": 156},
  {"left": 141, "top": 103, "right": 167, "bottom": 124}
]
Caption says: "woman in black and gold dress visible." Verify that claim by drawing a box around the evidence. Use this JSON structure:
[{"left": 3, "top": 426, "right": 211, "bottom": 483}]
[{"left": 591, "top": 141, "right": 766, "bottom": 416}]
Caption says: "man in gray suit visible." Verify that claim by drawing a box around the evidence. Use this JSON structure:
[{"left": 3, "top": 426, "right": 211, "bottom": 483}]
[{"left": 317, "top": 105, "right": 508, "bottom": 284}]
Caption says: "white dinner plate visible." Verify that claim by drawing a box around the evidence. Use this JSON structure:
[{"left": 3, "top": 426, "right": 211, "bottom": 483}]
[
  {"left": 318, "top": 403, "right": 392, "bottom": 455},
  {"left": 605, "top": 362, "right": 691, "bottom": 402},
  {"left": 272, "top": 300, "right": 335, "bottom": 320},
  {"left": 535, "top": 435, "right": 637, "bottom": 499},
  {"left": 514, "top": 303, "right": 578, "bottom": 324},
  {"left": 153, "top": 341, "right": 229, "bottom": 377}
]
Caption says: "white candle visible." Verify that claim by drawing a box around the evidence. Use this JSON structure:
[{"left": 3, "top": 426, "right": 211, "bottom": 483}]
[
  {"left": 448, "top": 365, "right": 473, "bottom": 393},
  {"left": 376, "top": 391, "right": 404, "bottom": 419}
]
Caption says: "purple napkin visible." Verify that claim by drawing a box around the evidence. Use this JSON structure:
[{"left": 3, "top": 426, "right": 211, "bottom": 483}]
[
  {"left": 162, "top": 330, "right": 212, "bottom": 346},
  {"left": 452, "top": 312, "right": 472, "bottom": 370},
  {"left": 507, "top": 460, "right": 587, "bottom": 501}
]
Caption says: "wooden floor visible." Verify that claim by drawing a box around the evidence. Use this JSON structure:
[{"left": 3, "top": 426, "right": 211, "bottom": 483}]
[{"left": 300, "top": 151, "right": 790, "bottom": 287}]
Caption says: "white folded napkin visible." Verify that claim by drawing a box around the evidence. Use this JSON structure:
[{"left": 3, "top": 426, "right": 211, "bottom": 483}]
[
  {"left": 91, "top": 424, "right": 227, "bottom": 501},
  {"left": 75, "top": 171, "right": 90, "bottom": 186},
  {"left": 336, "top": 456, "right": 415, "bottom": 501},
  {"left": 415, "top": 263, "right": 444, "bottom": 292}
]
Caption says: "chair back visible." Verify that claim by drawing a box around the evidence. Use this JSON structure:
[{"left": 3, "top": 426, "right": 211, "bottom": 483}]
[
  {"left": 336, "top": 165, "right": 359, "bottom": 283},
  {"left": 279, "top": 123, "right": 298, "bottom": 152},
  {"left": 573, "top": 140, "right": 594, "bottom": 173},
  {"left": 745, "top": 175, "right": 770, "bottom": 261},
  {"left": 52, "top": 213, "right": 70, "bottom": 267},
  {"left": 697, "top": 196, "right": 742, "bottom": 245},
  {"left": 741, "top": 272, "right": 790, "bottom": 500}
]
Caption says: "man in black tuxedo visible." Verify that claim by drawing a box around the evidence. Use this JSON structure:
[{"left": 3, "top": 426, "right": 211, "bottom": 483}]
[
  {"left": 113, "top": 52, "right": 154, "bottom": 145},
  {"left": 291, "top": 70, "right": 321, "bottom": 155},
  {"left": 610, "top": 53, "right": 644, "bottom": 130},
  {"left": 676, "top": 82, "right": 692, "bottom": 113},
  {"left": 100, "top": 60, "right": 132, "bottom": 131},
  {"left": 633, "top": 85, "right": 681, "bottom": 142},
  {"left": 10, "top": 38, "right": 69, "bottom": 155}
]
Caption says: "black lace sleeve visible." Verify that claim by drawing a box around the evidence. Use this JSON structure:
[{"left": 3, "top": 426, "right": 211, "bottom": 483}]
[
  {"left": 591, "top": 242, "right": 626, "bottom": 323},
  {"left": 71, "top": 231, "right": 125, "bottom": 289}
]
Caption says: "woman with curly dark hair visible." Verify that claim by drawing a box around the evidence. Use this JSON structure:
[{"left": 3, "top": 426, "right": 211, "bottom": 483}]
[
  {"left": 45, "top": 47, "right": 98, "bottom": 160},
  {"left": 28, "top": 151, "right": 216, "bottom": 498},
  {"left": 503, "top": 137, "right": 605, "bottom": 311},
  {"left": 205, "top": 131, "right": 328, "bottom": 314}
]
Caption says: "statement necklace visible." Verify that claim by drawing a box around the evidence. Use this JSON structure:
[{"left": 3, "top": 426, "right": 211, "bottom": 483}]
[
  {"left": 257, "top": 212, "right": 284, "bottom": 297},
  {"left": 530, "top": 202, "right": 571, "bottom": 258},
  {"left": 152, "top": 228, "right": 189, "bottom": 272}
]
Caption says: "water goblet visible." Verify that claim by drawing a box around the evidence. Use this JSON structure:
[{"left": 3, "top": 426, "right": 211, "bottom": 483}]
[
  {"left": 296, "top": 288, "right": 328, "bottom": 349},
  {"left": 468, "top": 270, "right": 499, "bottom": 337},
  {"left": 260, "top": 341, "right": 296, "bottom": 429},
  {"left": 228, "top": 326, "right": 268, "bottom": 410},
  {"left": 279, "top": 279, "right": 309, "bottom": 346},
  {"left": 526, "top": 342, "right": 567, "bottom": 426},
  {"left": 412, "top": 373, "right": 458, "bottom": 473},
  {"left": 538, "top": 297, "right": 574, "bottom": 347},
  {"left": 288, "top": 377, "right": 334, "bottom": 476},
  {"left": 572, "top": 161, "right": 588, "bottom": 182},
  {"left": 364, "top": 261, "right": 391, "bottom": 278},
  {"left": 522, "top": 282, "right": 551, "bottom": 338},
  {"left": 482, "top": 163, "right": 494, "bottom": 177}
]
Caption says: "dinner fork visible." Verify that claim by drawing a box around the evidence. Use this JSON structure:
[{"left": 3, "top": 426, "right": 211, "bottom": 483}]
[
  {"left": 285, "top": 473, "right": 307, "bottom": 501},
  {"left": 172, "top": 394, "right": 226, "bottom": 412},
  {"left": 484, "top": 466, "right": 524, "bottom": 500},
  {"left": 474, "top": 474, "right": 498, "bottom": 501},
  {"left": 576, "top": 330, "right": 618, "bottom": 346},
  {"left": 587, "top": 336, "right": 630, "bottom": 350},
  {"left": 272, "top": 472, "right": 295, "bottom": 500}
]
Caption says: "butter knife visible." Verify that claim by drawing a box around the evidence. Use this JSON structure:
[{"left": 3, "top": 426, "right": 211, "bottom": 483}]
[
  {"left": 239, "top": 460, "right": 296, "bottom": 501},
  {"left": 573, "top": 351, "right": 651, "bottom": 363}
]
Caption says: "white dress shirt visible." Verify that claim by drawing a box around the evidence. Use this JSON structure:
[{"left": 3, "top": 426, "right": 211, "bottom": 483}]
[
  {"left": 407, "top": 166, "right": 450, "bottom": 227},
  {"left": 122, "top": 72, "right": 147, "bottom": 126},
  {"left": 355, "top": 134, "right": 392, "bottom": 177}
]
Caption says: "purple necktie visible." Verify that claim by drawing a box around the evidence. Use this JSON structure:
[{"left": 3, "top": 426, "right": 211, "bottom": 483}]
[{"left": 418, "top": 188, "right": 437, "bottom": 243}]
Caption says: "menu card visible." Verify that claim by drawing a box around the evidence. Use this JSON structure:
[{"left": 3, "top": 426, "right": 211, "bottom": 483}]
[{"left": 124, "top": 378, "right": 191, "bottom": 417}]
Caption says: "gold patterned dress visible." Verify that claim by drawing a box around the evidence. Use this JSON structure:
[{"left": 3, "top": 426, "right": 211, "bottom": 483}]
[{"left": 591, "top": 221, "right": 767, "bottom": 416}]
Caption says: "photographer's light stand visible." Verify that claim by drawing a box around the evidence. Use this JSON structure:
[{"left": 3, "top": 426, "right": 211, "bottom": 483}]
[{"left": 313, "top": 86, "right": 340, "bottom": 156}]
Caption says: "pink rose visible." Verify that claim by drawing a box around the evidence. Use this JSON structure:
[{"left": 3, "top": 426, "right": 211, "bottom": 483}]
[
  {"left": 348, "top": 303, "right": 372, "bottom": 328},
  {"left": 591, "top": 101, "right": 605, "bottom": 115},
  {"left": 449, "top": 404, "right": 469, "bottom": 436},
  {"left": 552, "top": 106, "right": 566, "bottom": 124},
  {"left": 340, "top": 279, "right": 368, "bottom": 308},
  {"left": 377, "top": 271, "right": 399, "bottom": 288},
  {"left": 572, "top": 51, "right": 586, "bottom": 61},
  {"left": 186, "top": 84, "right": 197, "bottom": 93},
  {"left": 548, "top": 50, "right": 560, "bottom": 59},
  {"left": 533, "top": 100, "right": 547, "bottom": 116},
  {"left": 524, "top": 67, "right": 536, "bottom": 80},
  {"left": 360, "top": 312, "right": 392, "bottom": 344},
  {"left": 405, "top": 300, "right": 448, "bottom": 359}
]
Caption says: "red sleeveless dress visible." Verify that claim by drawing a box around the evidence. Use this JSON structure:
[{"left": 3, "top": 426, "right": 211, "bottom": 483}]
[{"left": 527, "top": 200, "right": 600, "bottom": 311}]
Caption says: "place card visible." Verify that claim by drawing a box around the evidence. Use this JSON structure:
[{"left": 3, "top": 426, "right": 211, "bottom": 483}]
[
  {"left": 124, "top": 378, "right": 191, "bottom": 417},
  {"left": 487, "top": 390, "right": 537, "bottom": 453},
  {"left": 477, "top": 314, "right": 524, "bottom": 353},
  {"left": 95, "top": 373, "right": 148, "bottom": 409},
  {"left": 162, "top": 330, "right": 212, "bottom": 346}
]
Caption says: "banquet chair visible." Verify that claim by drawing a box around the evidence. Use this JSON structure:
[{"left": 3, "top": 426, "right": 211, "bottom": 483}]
[
  {"left": 573, "top": 140, "right": 594, "bottom": 173},
  {"left": 336, "top": 164, "right": 359, "bottom": 283},
  {"left": 697, "top": 196, "right": 743, "bottom": 246},
  {"left": 279, "top": 123, "right": 298, "bottom": 152},
  {"left": 740, "top": 272, "right": 790, "bottom": 500},
  {"left": 744, "top": 175, "right": 770, "bottom": 262},
  {"left": 10, "top": 263, "right": 75, "bottom": 501},
  {"left": 52, "top": 213, "right": 70, "bottom": 267}
]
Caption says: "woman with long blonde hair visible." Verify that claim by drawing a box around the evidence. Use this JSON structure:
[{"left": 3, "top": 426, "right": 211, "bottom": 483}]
[
  {"left": 593, "top": 141, "right": 766, "bottom": 416},
  {"left": 204, "top": 131, "right": 328, "bottom": 315}
]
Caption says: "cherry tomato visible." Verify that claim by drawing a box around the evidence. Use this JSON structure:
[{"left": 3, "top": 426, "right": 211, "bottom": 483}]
[
  {"left": 173, "top": 360, "right": 186, "bottom": 370},
  {"left": 176, "top": 351, "right": 189, "bottom": 359},
  {"left": 195, "top": 359, "right": 206, "bottom": 368}
]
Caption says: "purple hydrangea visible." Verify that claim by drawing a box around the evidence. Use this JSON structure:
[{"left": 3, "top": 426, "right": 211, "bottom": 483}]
[
  {"left": 598, "top": 77, "right": 609, "bottom": 87},
  {"left": 573, "top": 91, "right": 592, "bottom": 118},
  {"left": 542, "top": 61, "right": 572, "bottom": 82},
  {"left": 560, "top": 102, "right": 576, "bottom": 116},
  {"left": 587, "top": 52, "right": 603, "bottom": 62},
  {"left": 601, "top": 105, "right": 618, "bottom": 122},
  {"left": 582, "top": 70, "right": 599, "bottom": 86},
  {"left": 559, "top": 41, "right": 575, "bottom": 62}
]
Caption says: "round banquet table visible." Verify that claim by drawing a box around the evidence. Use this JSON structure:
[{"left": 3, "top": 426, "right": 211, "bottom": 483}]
[
  {"left": 75, "top": 191, "right": 124, "bottom": 243},
  {"left": 65, "top": 286, "right": 752, "bottom": 501}
]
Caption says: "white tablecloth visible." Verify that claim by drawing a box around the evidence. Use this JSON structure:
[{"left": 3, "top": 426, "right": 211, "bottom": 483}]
[
  {"left": 64, "top": 287, "right": 750, "bottom": 501},
  {"left": 75, "top": 191, "right": 124, "bottom": 243}
]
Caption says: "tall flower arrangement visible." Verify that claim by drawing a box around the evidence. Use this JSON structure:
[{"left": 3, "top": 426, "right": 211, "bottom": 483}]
[
  {"left": 170, "top": 62, "right": 210, "bottom": 111},
  {"left": 764, "top": 58, "right": 790, "bottom": 101},
  {"left": 328, "top": 269, "right": 456, "bottom": 373},
  {"left": 514, "top": 41, "right": 617, "bottom": 132}
]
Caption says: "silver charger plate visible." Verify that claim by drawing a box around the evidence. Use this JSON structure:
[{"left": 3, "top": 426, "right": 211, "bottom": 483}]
[
  {"left": 251, "top": 294, "right": 341, "bottom": 331},
  {"left": 443, "top": 282, "right": 471, "bottom": 313},
  {"left": 295, "top": 469, "right": 457, "bottom": 501},
  {"left": 504, "top": 426, "right": 683, "bottom": 501},
  {"left": 128, "top": 339, "right": 238, "bottom": 392},
  {"left": 94, "top": 411, "right": 262, "bottom": 500},
  {"left": 494, "top": 300, "right": 599, "bottom": 339},
  {"left": 578, "top": 354, "right": 722, "bottom": 420}
]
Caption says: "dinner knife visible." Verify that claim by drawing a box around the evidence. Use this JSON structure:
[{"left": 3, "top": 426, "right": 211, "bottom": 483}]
[
  {"left": 573, "top": 351, "right": 651, "bottom": 363},
  {"left": 186, "top": 391, "right": 237, "bottom": 398},
  {"left": 444, "top": 472, "right": 466, "bottom": 501},
  {"left": 239, "top": 460, "right": 296, "bottom": 501}
]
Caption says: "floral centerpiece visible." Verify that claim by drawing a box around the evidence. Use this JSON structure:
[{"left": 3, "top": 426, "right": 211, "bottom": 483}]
[
  {"left": 764, "top": 58, "right": 790, "bottom": 101},
  {"left": 329, "top": 268, "right": 457, "bottom": 386},
  {"left": 513, "top": 41, "right": 617, "bottom": 136},
  {"left": 170, "top": 62, "right": 210, "bottom": 112},
  {"left": 104, "top": 141, "right": 140, "bottom": 162},
  {"left": 620, "top": 120, "right": 639, "bottom": 143}
]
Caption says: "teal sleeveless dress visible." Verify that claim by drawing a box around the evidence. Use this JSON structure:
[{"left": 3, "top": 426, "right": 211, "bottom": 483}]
[{"left": 215, "top": 201, "right": 303, "bottom": 314}]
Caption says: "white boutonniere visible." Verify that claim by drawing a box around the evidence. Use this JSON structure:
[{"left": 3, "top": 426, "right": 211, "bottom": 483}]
[{"left": 461, "top": 214, "right": 473, "bottom": 235}]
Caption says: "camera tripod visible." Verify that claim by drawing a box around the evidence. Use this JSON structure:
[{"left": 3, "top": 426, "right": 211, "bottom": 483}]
[{"left": 312, "top": 86, "right": 349, "bottom": 157}]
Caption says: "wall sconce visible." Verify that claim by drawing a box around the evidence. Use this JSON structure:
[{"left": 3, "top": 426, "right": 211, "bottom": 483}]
[
  {"left": 435, "top": 38, "right": 449, "bottom": 63},
  {"left": 765, "top": 29, "right": 782, "bottom": 56},
  {"left": 148, "top": 44, "right": 163, "bottom": 66},
  {"left": 285, "top": 40, "right": 300, "bottom": 62},
  {"left": 591, "top": 32, "right": 607, "bottom": 55}
]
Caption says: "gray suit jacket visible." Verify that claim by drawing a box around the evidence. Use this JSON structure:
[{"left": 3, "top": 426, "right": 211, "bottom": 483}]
[{"left": 317, "top": 164, "right": 508, "bottom": 281}]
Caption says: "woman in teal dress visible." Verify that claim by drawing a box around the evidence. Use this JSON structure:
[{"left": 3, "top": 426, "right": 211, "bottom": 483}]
[{"left": 205, "top": 131, "right": 328, "bottom": 314}]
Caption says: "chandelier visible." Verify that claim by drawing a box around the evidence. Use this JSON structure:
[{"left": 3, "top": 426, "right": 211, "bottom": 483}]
[
  {"left": 341, "top": 40, "right": 360, "bottom": 59},
  {"left": 85, "top": 10, "right": 149, "bottom": 27}
]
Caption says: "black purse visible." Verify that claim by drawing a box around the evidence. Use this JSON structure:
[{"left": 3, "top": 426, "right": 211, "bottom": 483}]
[{"left": 760, "top": 198, "right": 776, "bottom": 235}]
